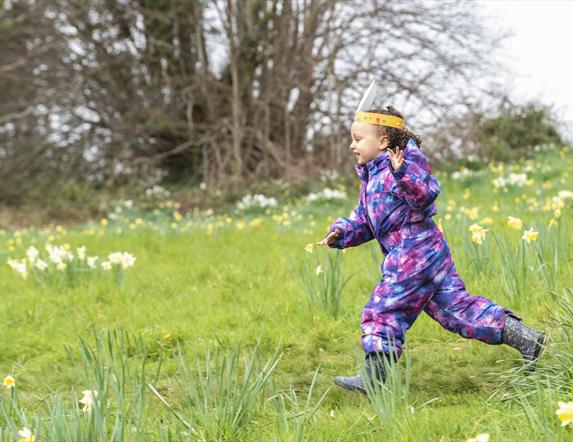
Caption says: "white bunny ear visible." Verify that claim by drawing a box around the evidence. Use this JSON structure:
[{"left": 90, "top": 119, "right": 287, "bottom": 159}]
[{"left": 355, "top": 80, "right": 378, "bottom": 116}]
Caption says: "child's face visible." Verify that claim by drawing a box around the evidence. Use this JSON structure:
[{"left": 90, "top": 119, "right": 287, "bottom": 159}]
[{"left": 349, "top": 122, "right": 389, "bottom": 165}]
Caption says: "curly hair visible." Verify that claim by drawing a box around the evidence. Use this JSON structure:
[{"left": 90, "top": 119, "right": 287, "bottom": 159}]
[{"left": 366, "top": 106, "right": 422, "bottom": 150}]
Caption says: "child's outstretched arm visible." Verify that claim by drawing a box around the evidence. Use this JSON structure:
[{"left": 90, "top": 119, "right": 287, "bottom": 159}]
[
  {"left": 388, "top": 146, "right": 440, "bottom": 210},
  {"left": 320, "top": 199, "right": 374, "bottom": 249}
]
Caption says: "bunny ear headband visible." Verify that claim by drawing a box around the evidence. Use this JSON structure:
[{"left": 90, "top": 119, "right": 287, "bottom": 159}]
[{"left": 354, "top": 80, "right": 405, "bottom": 130}]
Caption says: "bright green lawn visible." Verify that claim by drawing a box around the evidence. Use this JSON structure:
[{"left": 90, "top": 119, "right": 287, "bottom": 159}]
[{"left": 1, "top": 145, "right": 572, "bottom": 441}]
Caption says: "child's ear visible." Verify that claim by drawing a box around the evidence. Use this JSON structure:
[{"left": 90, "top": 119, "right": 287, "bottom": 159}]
[{"left": 378, "top": 134, "right": 389, "bottom": 151}]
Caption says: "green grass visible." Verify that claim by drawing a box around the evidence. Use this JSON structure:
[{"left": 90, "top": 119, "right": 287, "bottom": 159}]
[{"left": 0, "top": 144, "right": 573, "bottom": 440}]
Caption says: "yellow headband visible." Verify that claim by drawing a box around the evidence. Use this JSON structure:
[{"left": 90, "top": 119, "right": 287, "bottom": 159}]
[{"left": 354, "top": 111, "right": 405, "bottom": 130}]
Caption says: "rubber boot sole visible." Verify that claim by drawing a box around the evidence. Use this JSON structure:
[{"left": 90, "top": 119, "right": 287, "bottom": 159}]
[{"left": 333, "top": 376, "right": 367, "bottom": 395}]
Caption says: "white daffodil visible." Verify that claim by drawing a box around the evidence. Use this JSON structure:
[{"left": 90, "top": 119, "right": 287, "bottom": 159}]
[
  {"left": 7, "top": 259, "right": 28, "bottom": 279},
  {"left": 18, "top": 427, "right": 35, "bottom": 442},
  {"left": 34, "top": 259, "right": 48, "bottom": 271},
  {"left": 3, "top": 375, "right": 15, "bottom": 389},
  {"left": 26, "top": 246, "right": 39, "bottom": 264},
  {"left": 101, "top": 261, "right": 112, "bottom": 271},
  {"left": 556, "top": 401, "right": 573, "bottom": 427},
  {"left": 79, "top": 389, "right": 98, "bottom": 413},
  {"left": 466, "top": 433, "right": 489, "bottom": 442},
  {"left": 76, "top": 246, "right": 87, "bottom": 260},
  {"left": 107, "top": 252, "right": 136, "bottom": 269},
  {"left": 521, "top": 228, "right": 539, "bottom": 243},
  {"left": 87, "top": 256, "right": 99, "bottom": 269}
]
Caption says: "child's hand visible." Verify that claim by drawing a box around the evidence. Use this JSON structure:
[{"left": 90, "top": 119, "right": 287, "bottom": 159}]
[
  {"left": 319, "top": 229, "right": 341, "bottom": 246},
  {"left": 388, "top": 147, "right": 404, "bottom": 171}
]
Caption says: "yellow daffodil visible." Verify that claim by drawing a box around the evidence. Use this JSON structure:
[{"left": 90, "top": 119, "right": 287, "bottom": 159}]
[
  {"left": 521, "top": 228, "right": 539, "bottom": 243},
  {"left": 3, "top": 375, "right": 15, "bottom": 389},
  {"left": 466, "top": 207, "right": 479, "bottom": 220},
  {"left": 305, "top": 243, "right": 314, "bottom": 254},
  {"left": 469, "top": 224, "right": 488, "bottom": 245},
  {"left": 556, "top": 401, "right": 573, "bottom": 426},
  {"left": 507, "top": 216, "right": 523, "bottom": 230},
  {"left": 18, "top": 427, "right": 35, "bottom": 442},
  {"left": 249, "top": 218, "right": 263, "bottom": 227}
]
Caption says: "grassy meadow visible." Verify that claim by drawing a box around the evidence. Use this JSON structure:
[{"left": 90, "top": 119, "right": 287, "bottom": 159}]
[{"left": 1, "top": 144, "right": 573, "bottom": 441}]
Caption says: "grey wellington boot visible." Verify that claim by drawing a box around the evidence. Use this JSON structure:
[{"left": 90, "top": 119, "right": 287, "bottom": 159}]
[
  {"left": 334, "top": 352, "right": 390, "bottom": 394},
  {"left": 502, "top": 314, "right": 548, "bottom": 373}
]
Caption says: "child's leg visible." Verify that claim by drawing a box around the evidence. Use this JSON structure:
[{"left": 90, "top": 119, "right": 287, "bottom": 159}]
[
  {"left": 423, "top": 265, "right": 522, "bottom": 345},
  {"left": 361, "top": 234, "right": 453, "bottom": 358},
  {"left": 361, "top": 278, "right": 437, "bottom": 359}
]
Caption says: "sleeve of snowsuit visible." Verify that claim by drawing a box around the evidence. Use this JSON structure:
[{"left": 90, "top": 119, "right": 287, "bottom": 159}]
[
  {"left": 326, "top": 199, "right": 374, "bottom": 249},
  {"left": 390, "top": 148, "right": 440, "bottom": 210}
]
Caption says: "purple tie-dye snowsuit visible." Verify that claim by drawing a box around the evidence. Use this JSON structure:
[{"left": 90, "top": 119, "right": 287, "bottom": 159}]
[{"left": 327, "top": 138, "right": 521, "bottom": 359}]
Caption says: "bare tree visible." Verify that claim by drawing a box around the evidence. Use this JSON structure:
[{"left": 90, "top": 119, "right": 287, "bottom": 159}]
[
  {"left": 0, "top": 0, "right": 504, "bottom": 200},
  {"left": 0, "top": 0, "right": 77, "bottom": 202}
]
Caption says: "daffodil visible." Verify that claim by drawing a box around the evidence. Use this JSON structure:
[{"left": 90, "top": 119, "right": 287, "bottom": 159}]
[
  {"left": 305, "top": 243, "right": 314, "bottom": 254},
  {"left": 3, "top": 375, "right": 15, "bottom": 389},
  {"left": 18, "top": 427, "right": 35, "bottom": 442},
  {"left": 507, "top": 216, "right": 523, "bottom": 230},
  {"left": 7, "top": 259, "right": 28, "bottom": 279},
  {"left": 87, "top": 256, "right": 99, "bottom": 269},
  {"left": 79, "top": 389, "right": 98, "bottom": 413},
  {"left": 101, "top": 261, "right": 112, "bottom": 271},
  {"left": 34, "top": 259, "right": 48, "bottom": 271},
  {"left": 249, "top": 218, "right": 263, "bottom": 227},
  {"left": 461, "top": 206, "right": 479, "bottom": 220},
  {"left": 556, "top": 401, "right": 573, "bottom": 426},
  {"left": 316, "top": 265, "right": 323, "bottom": 276},
  {"left": 466, "top": 433, "right": 489, "bottom": 442},
  {"left": 26, "top": 246, "right": 39, "bottom": 264},
  {"left": 469, "top": 224, "right": 488, "bottom": 245},
  {"left": 107, "top": 252, "right": 136, "bottom": 269},
  {"left": 76, "top": 246, "right": 86, "bottom": 260},
  {"left": 521, "top": 228, "right": 539, "bottom": 243}
]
